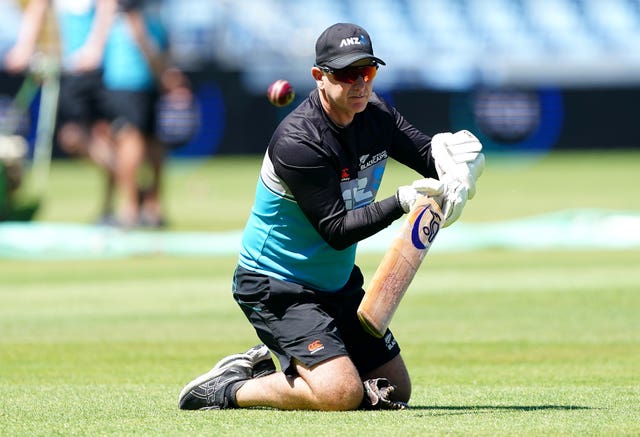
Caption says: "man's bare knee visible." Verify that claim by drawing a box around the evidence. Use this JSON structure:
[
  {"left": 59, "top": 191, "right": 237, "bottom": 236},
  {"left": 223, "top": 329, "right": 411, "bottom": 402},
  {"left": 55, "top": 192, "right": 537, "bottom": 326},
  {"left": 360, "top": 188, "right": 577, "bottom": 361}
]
[
  {"left": 314, "top": 375, "right": 363, "bottom": 411},
  {"left": 298, "top": 356, "right": 364, "bottom": 411}
]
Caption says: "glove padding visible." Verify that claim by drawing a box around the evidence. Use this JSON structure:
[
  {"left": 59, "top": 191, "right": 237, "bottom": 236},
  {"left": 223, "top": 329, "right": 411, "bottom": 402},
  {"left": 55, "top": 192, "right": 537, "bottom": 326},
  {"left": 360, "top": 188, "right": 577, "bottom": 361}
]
[
  {"left": 396, "top": 178, "right": 444, "bottom": 213},
  {"left": 360, "top": 378, "right": 409, "bottom": 410},
  {"left": 439, "top": 177, "right": 467, "bottom": 228},
  {"left": 431, "top": 130, "right": 485, "bottom": 227},
  {"left": 431, "top": 130, "right": 485, "bottom": 199}
]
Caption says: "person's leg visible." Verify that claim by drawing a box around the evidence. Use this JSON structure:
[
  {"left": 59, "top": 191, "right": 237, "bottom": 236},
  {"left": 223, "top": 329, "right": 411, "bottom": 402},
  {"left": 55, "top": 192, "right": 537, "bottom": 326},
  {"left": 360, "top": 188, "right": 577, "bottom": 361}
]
[
  {"left": 179, "top": 265, "right": 411, "bottom": 411},
  {"left": 138, "top": 138, "right": 165, "bottom": 227},
  {"left": 361, "top": 353, "right": 411, "bottom": 402},
  {"left": 55, "top": 73, "right": 91, "bottom": 156},
  {"left": 236, "top": 266, "right": 405, "bottom": 410},
  {"left": 330, "top": 266, "right": 411, "bottom": 403},
  {"left": 108, "top": 89, "right": 162, "bottom": 227},
  {"left": 57, "top": 72, "right": 118, "bottom": 222},
  {"left": 58, "top": 119, "right": 118, "bottom": 222},
  {"left": 88, "top": 120, "right": 116, "bottom": 220},
  {"left": 114, "top": 124, "right": 146, "bottom": 226},
  {"left": 236, "top": 355, "right": 364, "bottom": 411},
  {"left": 57, "top": 122, "right": 89, "bottom": 156},
  {"left": 180, "top": 266, "right": 368, "bottom": 411}
]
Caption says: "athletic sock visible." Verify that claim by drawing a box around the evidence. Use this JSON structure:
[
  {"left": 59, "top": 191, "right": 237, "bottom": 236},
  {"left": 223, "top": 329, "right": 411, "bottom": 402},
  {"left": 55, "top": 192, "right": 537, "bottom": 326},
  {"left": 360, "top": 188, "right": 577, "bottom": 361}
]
[{"left": 226, "top": 379, "right": 249, "bottom": 408}]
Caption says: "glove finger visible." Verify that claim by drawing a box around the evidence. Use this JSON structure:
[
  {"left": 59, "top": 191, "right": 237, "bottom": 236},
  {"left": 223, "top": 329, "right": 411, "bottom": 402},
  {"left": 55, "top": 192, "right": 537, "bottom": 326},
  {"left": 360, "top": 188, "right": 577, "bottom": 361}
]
[
  {"left": 430, "top": 133, "right": 454, "bottom": 178},
  {"left": 447, "top": 130, "right": 480, "bottom": 147},
  {"left": 446, "top": 131, "right": 482, "bottom": 165},
  {"left": 379, "top": 385, "right": 396, "bottom": 399},
  {"left": 411, "top": 177, "right": 444, "bottom": 196},
  {"left": 451, "top": 151, "right": 480, "bottom": 164},
  {"left": 441, "top": 164, "right": 474, "bottom": 199},
  {"left": 442, "top": 200, "right": 461, "bottom": 228},
  {"left": 441, "top": 198, "right": 452, "bottom": 225},
  {"left": 442, "top": 185, "right": 468, "bottom": 228},
  {"left": 389, "top": 401, "right": 410, "bottom": 410},
  {"left": 466, "top": 180, "right": 476, "bottom": 200},
  {"left": 361, "top": 378, "right": 402, "bottom": 410},
  {"left": 465, "top": 154, "right": 485, "bottom": 199},
  {"left": 447, "top": 140, "right": 482, "bottom": 154},
  {"left": 396, "top": 185, "right": 415, "bottom": 213},
  {"left": 469, "top": 153, "right": 485, "bottom": 179},
  {"left": 431, "top": 132, "right": 453, "bottom": 147}
]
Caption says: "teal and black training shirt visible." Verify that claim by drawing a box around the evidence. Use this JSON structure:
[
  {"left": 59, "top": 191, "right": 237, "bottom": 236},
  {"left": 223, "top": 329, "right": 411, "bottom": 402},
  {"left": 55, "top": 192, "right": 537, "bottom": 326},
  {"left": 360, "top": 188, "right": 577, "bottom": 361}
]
[{"left": 238, "top": 89, "right": 438, "bottom": 292}]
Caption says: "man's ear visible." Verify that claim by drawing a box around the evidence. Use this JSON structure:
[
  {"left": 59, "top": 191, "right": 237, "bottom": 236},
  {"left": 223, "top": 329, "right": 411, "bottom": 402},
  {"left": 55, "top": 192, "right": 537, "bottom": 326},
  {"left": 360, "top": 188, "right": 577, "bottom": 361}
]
[{"left": 311, "top": 67, "right": 324, "bottom": 87}]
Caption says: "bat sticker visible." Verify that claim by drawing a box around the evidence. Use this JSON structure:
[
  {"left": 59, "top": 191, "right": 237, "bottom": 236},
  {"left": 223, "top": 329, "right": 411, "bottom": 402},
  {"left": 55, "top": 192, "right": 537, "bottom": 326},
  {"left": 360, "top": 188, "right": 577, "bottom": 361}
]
[{"left": 410, "top": 204, "right": 441, "bottom": 249}]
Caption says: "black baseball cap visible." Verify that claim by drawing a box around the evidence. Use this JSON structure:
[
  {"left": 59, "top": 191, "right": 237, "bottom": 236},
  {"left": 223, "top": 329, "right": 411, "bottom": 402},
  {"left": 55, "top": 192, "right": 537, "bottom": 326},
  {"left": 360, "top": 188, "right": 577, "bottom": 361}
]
[{"left": 315, "top": 23, "right": 386, "bottom": 70}]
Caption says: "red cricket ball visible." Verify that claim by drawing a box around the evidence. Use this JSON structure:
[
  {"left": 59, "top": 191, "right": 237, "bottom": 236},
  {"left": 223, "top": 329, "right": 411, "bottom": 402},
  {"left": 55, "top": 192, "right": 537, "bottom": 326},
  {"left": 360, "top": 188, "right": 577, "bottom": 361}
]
[{"left": 267, "top": 79, "right": 295, "bottom": 107}]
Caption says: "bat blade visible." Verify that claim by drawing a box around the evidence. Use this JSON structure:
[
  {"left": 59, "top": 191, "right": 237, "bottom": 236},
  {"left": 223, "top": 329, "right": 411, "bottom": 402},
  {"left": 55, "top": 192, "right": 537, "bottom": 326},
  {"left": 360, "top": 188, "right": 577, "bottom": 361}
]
[{"left": 357, "top": 195, "right": 443, "bottom": 338}]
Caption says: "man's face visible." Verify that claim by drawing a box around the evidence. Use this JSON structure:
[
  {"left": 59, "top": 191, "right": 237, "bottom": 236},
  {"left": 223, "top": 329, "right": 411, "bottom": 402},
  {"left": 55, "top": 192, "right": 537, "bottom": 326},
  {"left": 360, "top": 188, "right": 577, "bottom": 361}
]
[{"left": 313, "top": 59, "right": 378, "bottom": 126}]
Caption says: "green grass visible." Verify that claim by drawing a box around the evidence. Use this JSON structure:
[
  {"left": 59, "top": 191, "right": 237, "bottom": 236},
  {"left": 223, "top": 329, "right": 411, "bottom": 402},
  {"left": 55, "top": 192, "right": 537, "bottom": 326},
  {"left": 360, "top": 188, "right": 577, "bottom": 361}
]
[
  {"left": 2, "top": 151, "right": 640, "bottom": 435},
  {"left": 30, "top": 150, "right": 640, "bottom": 229}
]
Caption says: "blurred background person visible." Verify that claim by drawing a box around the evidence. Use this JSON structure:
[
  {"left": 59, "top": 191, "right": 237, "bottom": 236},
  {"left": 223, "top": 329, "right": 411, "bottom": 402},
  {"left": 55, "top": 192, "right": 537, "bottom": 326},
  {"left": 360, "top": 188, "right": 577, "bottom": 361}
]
[
  {"left": 4, "top": 0, "right": 118, "bottom": 224},
  {"left": 5, "top": 0, "right": 191, "bottom": 228},
  {"left": 103, "top": 0, "right": 192, "bottom": 228}
]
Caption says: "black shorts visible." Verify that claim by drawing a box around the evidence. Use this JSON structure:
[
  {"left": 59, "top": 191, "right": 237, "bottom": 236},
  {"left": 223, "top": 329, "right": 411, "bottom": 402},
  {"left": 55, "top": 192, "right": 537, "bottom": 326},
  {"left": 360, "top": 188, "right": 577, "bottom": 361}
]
[
  {"left": 232, "top": 265, "right": 401, "bottom": 376},
  {"left": 103, "top": 89, "right": 158, "bottom": 135},
  {"left": 57, "top": 70, "right": 109, "bottom": 126}
]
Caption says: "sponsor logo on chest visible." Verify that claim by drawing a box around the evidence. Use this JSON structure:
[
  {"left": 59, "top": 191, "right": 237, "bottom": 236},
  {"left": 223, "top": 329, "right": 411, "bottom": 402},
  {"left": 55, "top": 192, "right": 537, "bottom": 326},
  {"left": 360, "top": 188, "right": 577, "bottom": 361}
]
[{"left": 359, "top": 151, "right": 387, "bottom": 171}]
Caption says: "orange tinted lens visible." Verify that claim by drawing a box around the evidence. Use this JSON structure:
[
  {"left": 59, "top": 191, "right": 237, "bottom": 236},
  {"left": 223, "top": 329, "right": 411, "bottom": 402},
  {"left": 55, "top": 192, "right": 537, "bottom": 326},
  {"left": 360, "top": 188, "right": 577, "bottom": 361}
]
[{"left": 333, "top": 65, "right": 378, "bottom": 83}]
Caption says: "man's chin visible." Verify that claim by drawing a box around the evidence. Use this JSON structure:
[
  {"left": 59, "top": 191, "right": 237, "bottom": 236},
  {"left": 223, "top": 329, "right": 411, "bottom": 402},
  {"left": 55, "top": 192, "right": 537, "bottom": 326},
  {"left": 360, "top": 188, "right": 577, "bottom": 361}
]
[{"left": 350, "top": 97, "right": 369, "bottom": 112}]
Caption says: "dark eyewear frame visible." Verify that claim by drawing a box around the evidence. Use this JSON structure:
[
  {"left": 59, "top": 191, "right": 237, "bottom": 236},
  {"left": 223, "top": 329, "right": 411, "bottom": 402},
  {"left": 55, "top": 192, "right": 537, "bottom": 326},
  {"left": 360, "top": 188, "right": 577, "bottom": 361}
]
[{"left": 317, "top": 64, "right": 379, "bottom": 84}]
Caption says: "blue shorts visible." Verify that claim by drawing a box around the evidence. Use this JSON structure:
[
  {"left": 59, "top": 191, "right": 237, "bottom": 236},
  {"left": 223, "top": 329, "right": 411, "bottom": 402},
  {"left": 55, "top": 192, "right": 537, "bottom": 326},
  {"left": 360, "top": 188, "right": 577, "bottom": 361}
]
[{"left": 232, "top": 265, "right": 401, "bottom": 376}]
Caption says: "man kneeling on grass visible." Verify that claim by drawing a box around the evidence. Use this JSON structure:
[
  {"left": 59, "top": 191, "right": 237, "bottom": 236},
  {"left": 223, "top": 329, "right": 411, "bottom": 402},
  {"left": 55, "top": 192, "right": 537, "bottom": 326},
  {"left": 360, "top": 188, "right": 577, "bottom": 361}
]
[{"left": 178, "top": 22, "right": 484, "bottom": 411}]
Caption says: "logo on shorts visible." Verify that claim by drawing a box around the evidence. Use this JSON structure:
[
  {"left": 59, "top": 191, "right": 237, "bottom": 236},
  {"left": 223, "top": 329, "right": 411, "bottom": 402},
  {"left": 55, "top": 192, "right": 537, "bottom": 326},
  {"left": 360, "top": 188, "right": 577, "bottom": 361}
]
[
  {"left": 307, "top": 340, "right": 325, "bottom": 354},
  {"left": 384, "top": 332, "right": 397, "bottom": 350}
]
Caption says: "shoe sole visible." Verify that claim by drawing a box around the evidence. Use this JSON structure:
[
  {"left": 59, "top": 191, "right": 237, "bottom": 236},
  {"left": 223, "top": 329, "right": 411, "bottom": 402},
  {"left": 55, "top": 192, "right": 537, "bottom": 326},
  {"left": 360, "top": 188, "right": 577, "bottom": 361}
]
[
  {"left": 210, "top": 353, "right": 249, "bottom": 371},
  {"left": 208, "top": 345, "right": 270, "bottom": 372},
  {"left": 244, "top": 344, "right": 272, "bottom": 366},
  {"left": 244, "top": 344, "right": 277, "bottom": 377},
  {"left": 177, "top": 357, "right": 252, "bottom": 405},
  {"left": 220, "top": 345, "right": 275, "bottom": 375}
]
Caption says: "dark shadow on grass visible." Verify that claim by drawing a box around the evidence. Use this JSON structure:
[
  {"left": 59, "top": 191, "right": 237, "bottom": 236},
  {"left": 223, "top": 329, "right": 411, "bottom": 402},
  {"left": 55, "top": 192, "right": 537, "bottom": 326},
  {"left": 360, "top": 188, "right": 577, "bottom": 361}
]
[{"left": 409, "top": 405, "right": 594, "bottom": 416}]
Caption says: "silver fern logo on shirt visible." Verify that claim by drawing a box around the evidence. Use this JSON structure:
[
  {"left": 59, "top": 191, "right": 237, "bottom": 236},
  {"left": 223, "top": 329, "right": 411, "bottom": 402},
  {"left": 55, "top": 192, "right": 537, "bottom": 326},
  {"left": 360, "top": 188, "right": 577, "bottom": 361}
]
[{"left": 359, "top": 152, "right": 387, "bottom": 170}]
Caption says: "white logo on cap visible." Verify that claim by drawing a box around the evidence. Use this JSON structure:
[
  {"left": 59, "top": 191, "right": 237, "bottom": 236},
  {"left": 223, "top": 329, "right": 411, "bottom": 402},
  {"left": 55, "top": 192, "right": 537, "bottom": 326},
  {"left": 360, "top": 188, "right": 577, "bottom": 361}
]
[{"left": 340, "top": 36, "right": 363, "bottom": 48}]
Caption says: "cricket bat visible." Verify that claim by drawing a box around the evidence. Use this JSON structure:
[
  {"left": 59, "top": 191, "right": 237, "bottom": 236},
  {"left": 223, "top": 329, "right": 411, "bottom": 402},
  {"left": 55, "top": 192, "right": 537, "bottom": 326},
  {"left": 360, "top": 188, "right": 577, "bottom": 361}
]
[{"left": 357, "top": 195, "right": 443, "bottom": 338}]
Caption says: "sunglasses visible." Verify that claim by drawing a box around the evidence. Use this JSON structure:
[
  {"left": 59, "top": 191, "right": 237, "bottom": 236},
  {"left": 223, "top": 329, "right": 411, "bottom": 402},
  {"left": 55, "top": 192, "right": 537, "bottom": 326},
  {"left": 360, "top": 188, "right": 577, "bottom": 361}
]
[{"left": 318, "top": 64, "right": 379, "bottom": 84}]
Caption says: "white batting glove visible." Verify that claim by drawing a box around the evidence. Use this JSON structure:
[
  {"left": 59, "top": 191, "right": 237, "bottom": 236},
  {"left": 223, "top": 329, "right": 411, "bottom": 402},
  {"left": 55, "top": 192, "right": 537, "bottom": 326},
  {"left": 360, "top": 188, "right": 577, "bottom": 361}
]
[
  {"left": 439, "top": 176, "right": 468, "bottom": 227},
  {"left": 396, "top": 178, "right": 444, "bottom": 213},
  {"left": 431, "top": 130, "right": 485, "bottom": 199}
]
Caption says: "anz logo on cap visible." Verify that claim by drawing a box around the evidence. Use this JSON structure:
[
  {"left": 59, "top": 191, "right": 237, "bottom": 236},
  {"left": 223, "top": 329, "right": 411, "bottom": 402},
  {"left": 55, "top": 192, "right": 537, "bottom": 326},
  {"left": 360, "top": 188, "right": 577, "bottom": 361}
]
[{"left": 339, "top": 34, "right": 369, "bottom": 48}]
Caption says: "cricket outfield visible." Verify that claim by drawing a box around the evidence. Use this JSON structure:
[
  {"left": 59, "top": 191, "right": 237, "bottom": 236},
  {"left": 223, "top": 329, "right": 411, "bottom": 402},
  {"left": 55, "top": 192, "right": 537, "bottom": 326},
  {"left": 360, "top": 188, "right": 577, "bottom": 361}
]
[{"left": 1, "top": 151, "right": 639, "bottom": 435}]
